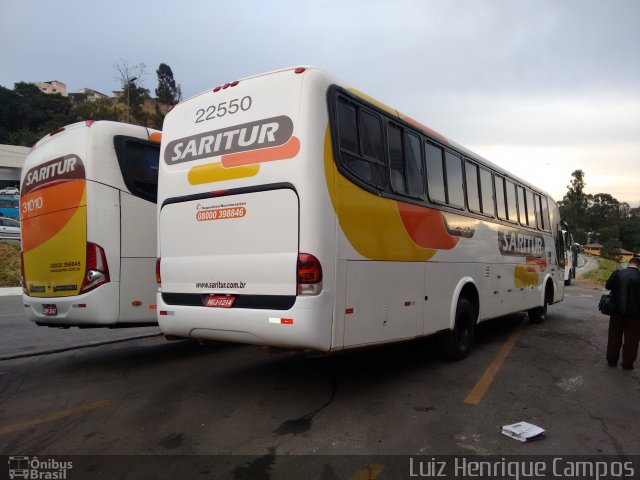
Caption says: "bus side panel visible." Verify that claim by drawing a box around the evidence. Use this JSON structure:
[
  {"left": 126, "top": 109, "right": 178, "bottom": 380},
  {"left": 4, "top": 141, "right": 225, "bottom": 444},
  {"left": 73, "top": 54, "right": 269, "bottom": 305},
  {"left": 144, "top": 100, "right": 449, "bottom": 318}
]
[
  {"left": 119, "top": 192, "right": 157, "bottom": 323},
  {"left": 343, "top": 261, "right": 423, "bottom": 348},
  {"left": 86, "top": 182, "right": 121, "bottom": 283}
]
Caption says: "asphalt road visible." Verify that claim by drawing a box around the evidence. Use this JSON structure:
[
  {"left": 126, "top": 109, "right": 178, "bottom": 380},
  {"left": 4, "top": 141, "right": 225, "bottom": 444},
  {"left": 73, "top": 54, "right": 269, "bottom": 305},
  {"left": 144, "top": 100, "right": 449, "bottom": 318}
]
[{"left": 0, "top": 280, "right": 639, "bottom": 475}]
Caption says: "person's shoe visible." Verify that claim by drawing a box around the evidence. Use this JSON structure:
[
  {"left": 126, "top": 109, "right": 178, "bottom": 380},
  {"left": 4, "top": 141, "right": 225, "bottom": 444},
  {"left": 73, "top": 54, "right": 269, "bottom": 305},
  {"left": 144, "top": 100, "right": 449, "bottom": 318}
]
[
  {"left": 621, "top": 364, "right": 634, "bottom": 370},
  {"left": 608, "top": 361, "right": 617, "bottom": 367}
]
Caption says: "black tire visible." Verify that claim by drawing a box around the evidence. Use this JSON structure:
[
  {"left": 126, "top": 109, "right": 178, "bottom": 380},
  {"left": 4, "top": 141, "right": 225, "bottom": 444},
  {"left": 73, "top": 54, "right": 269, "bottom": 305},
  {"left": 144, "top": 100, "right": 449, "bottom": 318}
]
[
  {"left": 439, "top": 297, "right": 475, "bottom": 361},
  {"left": 564, "top": 276, "right": 571, "bottom": 286},
  {"left": 528, "top": 297, "right": 548, "bottom": 323}
]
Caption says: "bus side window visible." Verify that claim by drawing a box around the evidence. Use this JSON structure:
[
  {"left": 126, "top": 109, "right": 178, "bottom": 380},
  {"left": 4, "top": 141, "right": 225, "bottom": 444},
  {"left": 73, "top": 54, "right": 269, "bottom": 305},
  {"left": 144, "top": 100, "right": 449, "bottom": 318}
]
[
  {"left": 425, "top": 142, "right": 446, "bottom": 204},
  {"left": 526, "top": 189, "right": 536, "bottom": 227},
  {"left": 542, "top": 196, "right": 550, "bottom": 231},
  {"left": 479, "top": 167, "right": 495, "bottom": 216},
  {"left": 465, "top": 161, "right": 481, "bottom": 212},
  {"left": 404, "top": 131, "right": 424, "bottom": 198},
  {"left": 517, "top": 185, "right": 527, "bottom": 226},
  {"left": 388, "top": 125, "right": 424, "bottom": 199},
  {"left": 335, "top": 98, "right": 386, "bottom": 189},
  {"left": 505, "top": 179, "right": 517, "bottom": 223},
  {"left": 444, "top": 152, "right": 464, "bottom": 209},
  {"left": 114, "top": 136, "right": 160, "bottom": 203},
  {"left": 494, "top": 176, "right": 507, "bottom": 220},
  {"left": 388, "top": 123, "right": 405, "bottom": 194}
]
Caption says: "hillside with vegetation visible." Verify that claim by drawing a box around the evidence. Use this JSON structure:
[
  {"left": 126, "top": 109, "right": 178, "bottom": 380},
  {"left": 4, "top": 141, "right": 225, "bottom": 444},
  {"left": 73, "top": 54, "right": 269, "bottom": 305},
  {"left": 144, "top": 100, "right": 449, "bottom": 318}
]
[{"left": 0, "top": 62, "right": 180, "bottom": 146}]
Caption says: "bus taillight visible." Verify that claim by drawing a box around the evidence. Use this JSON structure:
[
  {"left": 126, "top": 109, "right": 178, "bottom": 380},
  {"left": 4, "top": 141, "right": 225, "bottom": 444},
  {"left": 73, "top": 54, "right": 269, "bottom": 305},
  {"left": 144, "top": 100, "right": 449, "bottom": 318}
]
[
  {"left": 81, "top": 242, "right": 110, "bottom": 294},
  {"left": 156, "top": 258, "right": 161, "bottom": 284},
  {"left": 297, "top": 253, "right": 322, "bottom": 296}
]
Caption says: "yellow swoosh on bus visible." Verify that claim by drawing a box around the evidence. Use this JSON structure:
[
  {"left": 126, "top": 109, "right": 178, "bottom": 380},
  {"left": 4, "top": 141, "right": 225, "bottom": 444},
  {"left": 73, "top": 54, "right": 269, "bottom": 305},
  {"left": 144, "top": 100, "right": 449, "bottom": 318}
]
[
  {"left": 323, "top": 126, "right": 458, "bottom": 261},
  {"left": 187, "top": 136, "right": 300, "bottom": 185}
]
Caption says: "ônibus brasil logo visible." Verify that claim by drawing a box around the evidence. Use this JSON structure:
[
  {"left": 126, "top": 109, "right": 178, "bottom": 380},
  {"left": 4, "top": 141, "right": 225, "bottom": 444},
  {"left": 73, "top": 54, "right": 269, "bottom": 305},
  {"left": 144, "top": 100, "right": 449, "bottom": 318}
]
[{"left": 8, "top": 456, "right": 73, "bottom": 479}]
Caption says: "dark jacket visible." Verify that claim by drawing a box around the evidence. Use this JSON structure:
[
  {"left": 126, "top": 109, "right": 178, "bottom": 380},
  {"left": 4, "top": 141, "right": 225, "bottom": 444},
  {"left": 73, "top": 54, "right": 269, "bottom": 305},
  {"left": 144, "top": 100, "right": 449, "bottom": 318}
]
[{"left": 606, "top": 266, "right": 640, "bottom": 316}]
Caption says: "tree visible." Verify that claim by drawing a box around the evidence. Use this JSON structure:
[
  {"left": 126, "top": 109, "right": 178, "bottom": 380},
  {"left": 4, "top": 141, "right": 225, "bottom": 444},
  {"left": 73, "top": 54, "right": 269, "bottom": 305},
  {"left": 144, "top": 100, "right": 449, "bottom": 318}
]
[
  {"left": 155, "top": 63, "right": 181, "bottom": 105},
  {"left": 114, "top": 60, "right": 150, "bottom": 123},
  {"left": 558, "top": 169, "right": 592, "bottom": 233}
]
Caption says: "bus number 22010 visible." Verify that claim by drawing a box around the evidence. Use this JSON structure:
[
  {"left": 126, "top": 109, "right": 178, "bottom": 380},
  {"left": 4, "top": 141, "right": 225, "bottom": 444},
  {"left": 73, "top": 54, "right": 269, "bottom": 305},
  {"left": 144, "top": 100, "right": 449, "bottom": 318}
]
[{"left": 195, "top": 96, "right": 252, "bottom": 123}]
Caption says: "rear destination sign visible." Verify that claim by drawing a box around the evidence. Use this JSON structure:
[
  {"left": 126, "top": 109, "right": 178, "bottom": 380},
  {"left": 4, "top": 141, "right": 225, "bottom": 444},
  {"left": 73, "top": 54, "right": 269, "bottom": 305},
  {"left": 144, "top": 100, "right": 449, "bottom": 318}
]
[{"left": 164, "top": 115, "right": 294, "bottom": 165}]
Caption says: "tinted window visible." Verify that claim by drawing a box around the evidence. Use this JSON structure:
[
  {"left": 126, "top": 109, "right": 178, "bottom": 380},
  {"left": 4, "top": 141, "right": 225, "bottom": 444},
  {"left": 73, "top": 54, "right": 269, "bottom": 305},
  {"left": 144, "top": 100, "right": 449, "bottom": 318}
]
[
  {"left": 113, "top": 136, "right": 160, "bottom": 203},
  {"left": 479, "top": 168, "right": 494, "bottom": 216},
  {"left": 405, "top": 132, "right": 423, "bottom": 197},
  {"left": 526, "top": 190, "right": 536, "bottom": 227},
  {"left": 517, "top": 186, "right": 527, "bottom": 225},
  {"left": 388, "top": 124, "right": 405, "bottom": 193},
  {"left": 360, "top": 110, "right": 383, "bottom": 161},
  {"left": 337, "top": 99, "right": 358, "bottom": 153},
  {"left": 445, "top": 152, "right": 464, "bottom": 208},
  {"left": 465, "top": 161, "right": 480, "bottom": 212},
  {"left": 542, "top": 196, "right": 550, "bottom": 231},
  {"left": 425, "top": 143, "right": 445, "bottom": 203},
  {"left": 505, "top": 180, "right": 517, "bottom": 223},
  {"left": 536, "top": 194, "right": 545, "bottom": 230},
  {"left": 494, "top": 176, "right": 507, "bottom": 220}
]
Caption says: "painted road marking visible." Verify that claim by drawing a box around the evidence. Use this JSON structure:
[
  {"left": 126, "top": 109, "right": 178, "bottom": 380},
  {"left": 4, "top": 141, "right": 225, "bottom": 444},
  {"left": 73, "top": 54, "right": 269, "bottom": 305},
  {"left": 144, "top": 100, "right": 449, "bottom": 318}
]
[
  {"left": 351, "top": 464, "right": 385, "bottom": 480},
  {"left": 464, "top": 323, "right": 524, "bottom": 405},
  {"left": 0, "top": 400, "right": 111, "bottom": 436}
]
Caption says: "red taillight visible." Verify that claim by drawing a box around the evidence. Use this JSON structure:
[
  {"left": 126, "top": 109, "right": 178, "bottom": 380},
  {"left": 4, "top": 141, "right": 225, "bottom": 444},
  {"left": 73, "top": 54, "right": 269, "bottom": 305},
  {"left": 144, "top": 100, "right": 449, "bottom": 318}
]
[
  {"left": 230, "top": 81, "right": 239, "bottom": 87},
  {"left": 294, "top": 67, "right": 306, "bottom": 74},
  {"left": 213, "top": 86, "right": 222, "bottom": 92},
  {"left": 297, "top": 253, "right": 322, "bottom": 296},
  {"left": 80, "top": 242, "right": 110, "bottom": 294},
  {"left": 85, "top": 120, "right": 94, "bottom": 127},
  {"left": 156, "top": 258, "right": 161, "bottom": 284},
  {"left": 49, "top": 127, "right": 65, "bottom": 136},
  {"left": 21, "top": 252, "right": 28, "bottom": 295}
]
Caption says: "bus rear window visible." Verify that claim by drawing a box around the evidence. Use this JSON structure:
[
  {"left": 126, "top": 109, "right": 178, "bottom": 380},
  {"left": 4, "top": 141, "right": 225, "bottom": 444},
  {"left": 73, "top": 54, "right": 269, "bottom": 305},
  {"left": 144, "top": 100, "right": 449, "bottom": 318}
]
[{"left": 114, "top": 136, "right": 160, "bottom": 203}]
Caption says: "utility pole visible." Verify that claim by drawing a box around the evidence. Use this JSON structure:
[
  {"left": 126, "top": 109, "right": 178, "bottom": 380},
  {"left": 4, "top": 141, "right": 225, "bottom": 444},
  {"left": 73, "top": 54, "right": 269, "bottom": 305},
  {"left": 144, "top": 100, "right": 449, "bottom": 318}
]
[{"left": 126, "top": 76, "right": 137, "bottom": 123}]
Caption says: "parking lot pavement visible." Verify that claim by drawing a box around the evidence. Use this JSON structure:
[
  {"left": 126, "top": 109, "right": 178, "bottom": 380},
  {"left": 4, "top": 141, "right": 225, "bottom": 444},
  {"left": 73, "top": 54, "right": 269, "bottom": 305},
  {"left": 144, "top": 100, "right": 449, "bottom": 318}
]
[
  {"left": 0, "top": 294, "right": 161, "bottom": 359},
  {"left": 0, "top": 283, "right": 638, "bottom": 461}
]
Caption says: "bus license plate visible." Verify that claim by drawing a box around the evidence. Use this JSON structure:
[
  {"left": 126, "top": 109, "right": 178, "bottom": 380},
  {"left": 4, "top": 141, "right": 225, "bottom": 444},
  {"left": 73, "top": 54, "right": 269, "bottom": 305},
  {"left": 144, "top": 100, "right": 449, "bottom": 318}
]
[
  {"left": 42, "top": 304, "right": 58, "bottom": 316},
  {"left": 205, "top": 295, "right": 235, "bottom": 308}
]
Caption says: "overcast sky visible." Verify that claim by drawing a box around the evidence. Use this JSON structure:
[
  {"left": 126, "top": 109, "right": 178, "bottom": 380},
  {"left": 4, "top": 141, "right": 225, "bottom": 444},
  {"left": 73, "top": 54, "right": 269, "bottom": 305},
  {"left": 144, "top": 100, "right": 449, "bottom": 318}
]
[{"left": 2, "top": 0, "right": 638, "bottom": 204}]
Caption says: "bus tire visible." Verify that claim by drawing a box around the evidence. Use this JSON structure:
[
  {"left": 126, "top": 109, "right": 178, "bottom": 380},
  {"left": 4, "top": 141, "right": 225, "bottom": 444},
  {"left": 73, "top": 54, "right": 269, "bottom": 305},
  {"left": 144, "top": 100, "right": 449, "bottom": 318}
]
[
  {"left": 439, "top": 297, "right": 475, "bottom": 361},
  {"left": 564, "top": 276, "right": 571, "bottom": 286},
  {"left": 528, "top": 297, "right": 548, "bottom": 323}
]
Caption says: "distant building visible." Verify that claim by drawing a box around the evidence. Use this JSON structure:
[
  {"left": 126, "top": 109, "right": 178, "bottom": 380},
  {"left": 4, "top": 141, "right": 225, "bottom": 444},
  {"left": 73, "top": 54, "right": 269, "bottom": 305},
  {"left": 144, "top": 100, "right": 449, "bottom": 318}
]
[
  {"left": 69, "top": 88, "right": 110, "bottom": 103},
  {"left": 32, "top": 80, "right": 67, "bottom": 97},
  {"left": 583, "top": 243, "right": 603, "bottom": 256},
  {"left": 583, "top": 243, "right": 637, "bottom": 262},
  {"left": 0, "top": 144, "right": 29, "bottom": 188}
]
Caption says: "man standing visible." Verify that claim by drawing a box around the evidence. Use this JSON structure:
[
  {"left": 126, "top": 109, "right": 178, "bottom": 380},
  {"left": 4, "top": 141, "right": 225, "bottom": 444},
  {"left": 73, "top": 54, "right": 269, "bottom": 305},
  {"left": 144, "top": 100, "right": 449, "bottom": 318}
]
[{"left": 605, "top": 256, "right": 640, "bottom": 370}]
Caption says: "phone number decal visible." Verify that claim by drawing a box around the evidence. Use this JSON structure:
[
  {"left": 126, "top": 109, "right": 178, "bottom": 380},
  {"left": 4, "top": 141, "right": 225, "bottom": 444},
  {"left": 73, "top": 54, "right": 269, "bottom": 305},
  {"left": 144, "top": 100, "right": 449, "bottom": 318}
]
[{"left": 196, "top": 207, "right": 246, "bottom": 222}]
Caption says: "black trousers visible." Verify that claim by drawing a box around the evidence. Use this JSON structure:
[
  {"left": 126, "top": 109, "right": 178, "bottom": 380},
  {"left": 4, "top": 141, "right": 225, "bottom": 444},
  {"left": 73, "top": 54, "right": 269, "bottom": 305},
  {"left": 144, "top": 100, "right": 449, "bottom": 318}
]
[{"left": 607, "top": 314, "right": 640, "bottom": 366}]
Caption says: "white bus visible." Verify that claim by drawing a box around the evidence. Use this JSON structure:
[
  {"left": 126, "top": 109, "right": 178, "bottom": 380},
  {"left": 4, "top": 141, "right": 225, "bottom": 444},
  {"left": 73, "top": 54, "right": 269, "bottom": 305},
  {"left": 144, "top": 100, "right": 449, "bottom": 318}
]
[
  {"left": 21, "top": 120, "right": 160, "bottom": 328},
  {"left": 156, "top": 67, "right": 566, "bottom": 357},
  {"left": 562, "top": 229, "right": 578, "bottom": 285}
]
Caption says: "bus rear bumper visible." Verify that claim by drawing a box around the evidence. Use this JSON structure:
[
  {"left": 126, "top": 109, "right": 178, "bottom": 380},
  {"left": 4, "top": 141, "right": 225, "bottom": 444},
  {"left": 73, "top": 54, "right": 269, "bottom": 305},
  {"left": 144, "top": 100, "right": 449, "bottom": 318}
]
[
  {"left": 157, "top": 291, "right": 334, "bottom": 352},
  {"left": 23, "top": 282, "right": 120, "bottom": 327}
]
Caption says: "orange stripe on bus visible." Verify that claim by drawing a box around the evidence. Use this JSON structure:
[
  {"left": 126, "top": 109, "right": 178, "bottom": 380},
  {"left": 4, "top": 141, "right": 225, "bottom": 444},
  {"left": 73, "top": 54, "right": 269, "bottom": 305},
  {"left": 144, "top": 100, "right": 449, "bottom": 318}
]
[{"left": 221, "top": 136, "right": 300, "bottom": 168}]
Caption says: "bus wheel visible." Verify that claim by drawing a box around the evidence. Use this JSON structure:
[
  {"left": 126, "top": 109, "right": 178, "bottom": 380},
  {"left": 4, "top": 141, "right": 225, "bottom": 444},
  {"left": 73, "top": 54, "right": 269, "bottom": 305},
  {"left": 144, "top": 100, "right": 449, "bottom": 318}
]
[
  {"left": 528, "top": 297, "right": 547, "bottom": 323},
  {"left": 439, "top": 297, "right": 475, "bottom": 361}
]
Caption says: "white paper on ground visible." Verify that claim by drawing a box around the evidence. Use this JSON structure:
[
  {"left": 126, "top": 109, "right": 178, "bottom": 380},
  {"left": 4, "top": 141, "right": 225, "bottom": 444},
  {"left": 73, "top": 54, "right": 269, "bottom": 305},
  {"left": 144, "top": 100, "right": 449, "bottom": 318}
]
[{"left": 501, "top": 421, "right": 546, "bottom": 442}]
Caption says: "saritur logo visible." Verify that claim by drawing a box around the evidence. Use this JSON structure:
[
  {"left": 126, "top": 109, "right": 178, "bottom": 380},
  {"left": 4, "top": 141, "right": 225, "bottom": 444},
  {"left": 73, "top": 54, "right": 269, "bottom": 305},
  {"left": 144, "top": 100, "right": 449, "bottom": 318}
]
[{"left": 164, "top": 115, "right": 294, "bottom": 165}]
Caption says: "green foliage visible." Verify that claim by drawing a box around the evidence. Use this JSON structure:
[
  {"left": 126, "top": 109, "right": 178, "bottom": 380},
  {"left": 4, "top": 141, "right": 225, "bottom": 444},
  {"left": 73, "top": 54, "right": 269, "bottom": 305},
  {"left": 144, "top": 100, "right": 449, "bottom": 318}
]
[
  {"left": 584, "top": 257, "right": 620, "bottom": 285},
  {"left": 0, "top": 83, "right": 73, "bottom": 145},
  {"left": 559, "top": 171, "right": 640, "bottom": 254},
  {"left": 0, "top": 242, "right": 21, "bottom": 287},
  {"left": 155, "top": 63, "right": 181, "bottom": 104}
]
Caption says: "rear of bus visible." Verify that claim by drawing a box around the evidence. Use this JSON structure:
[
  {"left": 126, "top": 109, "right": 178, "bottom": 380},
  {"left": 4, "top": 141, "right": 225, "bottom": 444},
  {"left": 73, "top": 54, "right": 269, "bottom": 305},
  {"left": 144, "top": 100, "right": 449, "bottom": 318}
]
[
  {"left": 157, "top": 67, "right": 336, "bottom": 351},
  {"left": 21, "top": 121, "right": 160, "bottom": 327}
]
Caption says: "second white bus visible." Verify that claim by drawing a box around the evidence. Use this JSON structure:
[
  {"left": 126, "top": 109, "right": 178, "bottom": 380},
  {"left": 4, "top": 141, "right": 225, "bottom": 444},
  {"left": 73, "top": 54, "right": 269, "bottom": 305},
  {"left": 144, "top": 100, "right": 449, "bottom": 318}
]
[
  {"left": 156, "top": 67, "right": 566, "bottom": 357},
  {"left": 21, "top": 121, "right": 160, "bottom": 328}
]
